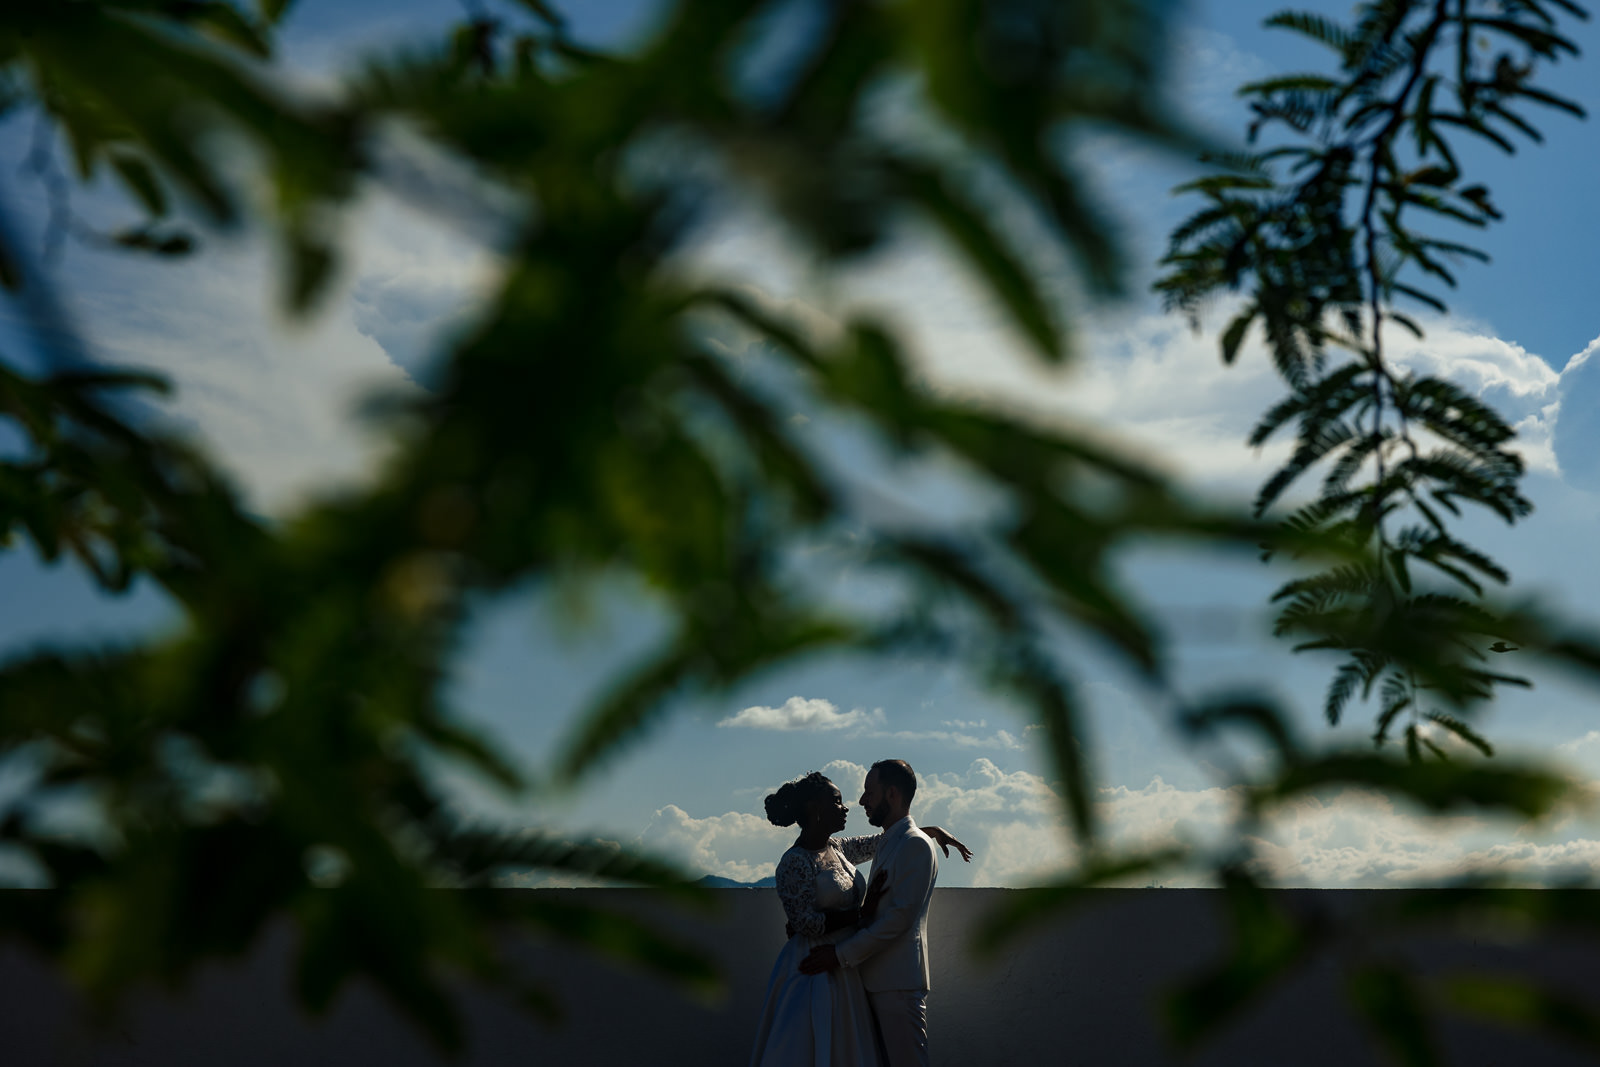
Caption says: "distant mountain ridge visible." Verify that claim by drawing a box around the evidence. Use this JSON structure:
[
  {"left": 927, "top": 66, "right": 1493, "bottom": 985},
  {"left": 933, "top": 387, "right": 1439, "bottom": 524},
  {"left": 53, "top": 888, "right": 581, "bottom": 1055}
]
[{"left": 696, "top": 874, "right": 776, "bottom": 888}]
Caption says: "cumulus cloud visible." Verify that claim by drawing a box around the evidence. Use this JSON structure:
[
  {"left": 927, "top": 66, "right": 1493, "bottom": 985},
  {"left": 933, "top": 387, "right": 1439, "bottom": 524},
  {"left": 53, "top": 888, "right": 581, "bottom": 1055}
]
[
  {"left": 718, "top": 699, "right": 1024, "bottom": 751},
  {"left": 878, "top": 728, "right": 1024, "bottom": 751},
  {"left": 77, "top": 252, "right": 414, "bottom": 515},
  {"left": 65, "top": 188, "right": 503, "bottom": 515},
  {"left": 345, "top": 190, "right": 505, "bottom": 382},
  {"left": 1559, "top": 730, "right": 1600, "bottom": 753},
  {"left": 650, "top": 745, "right": 1600, "bottom": 888},
  {"left": 719, "top": 697, "right": 885, "bottom": 732},
  {"left": 1552, "top": 335, "right": 1600, "bottom": 490},
  {"left": 899, "top": 298, "right": 1583, "bottom": 489},
  {"left": 668, "top": 757, "right": 1074, "bottom": 886},
  {"left": 1383, "top": 317, "right": 1565, "bottom": 474},
  {"left": 633, "top": 804, "right": 794, "bottom": 886},
  {"left": 688, "top": 184, "right": 1586, "bottom": 500}
]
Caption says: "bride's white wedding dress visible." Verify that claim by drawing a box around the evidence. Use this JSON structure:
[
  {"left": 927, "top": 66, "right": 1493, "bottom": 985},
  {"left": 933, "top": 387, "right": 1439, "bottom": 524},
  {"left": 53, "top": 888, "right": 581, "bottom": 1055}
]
[{"left": 749, "top": 835, "right": 882, "bottom": 1067}]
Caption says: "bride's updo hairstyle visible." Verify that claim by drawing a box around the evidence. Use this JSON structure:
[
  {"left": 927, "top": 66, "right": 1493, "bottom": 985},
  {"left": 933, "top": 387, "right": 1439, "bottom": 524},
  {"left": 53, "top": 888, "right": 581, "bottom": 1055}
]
[{"left": 765, "top": 771, "right": 832, "bottom": 828}]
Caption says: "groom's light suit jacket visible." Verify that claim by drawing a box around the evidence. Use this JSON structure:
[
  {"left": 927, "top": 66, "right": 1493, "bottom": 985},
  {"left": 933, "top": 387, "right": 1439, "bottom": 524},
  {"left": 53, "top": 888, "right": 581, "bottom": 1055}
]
[{"left": 834, "top": 815, "right": 939, "bottom": 992}]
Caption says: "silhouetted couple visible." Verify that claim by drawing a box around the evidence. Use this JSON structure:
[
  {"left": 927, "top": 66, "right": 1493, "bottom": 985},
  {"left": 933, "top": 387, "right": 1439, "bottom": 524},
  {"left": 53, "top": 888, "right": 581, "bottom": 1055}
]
[{"left": 749, "top": 759, "right": 972, "bottom": 1067}]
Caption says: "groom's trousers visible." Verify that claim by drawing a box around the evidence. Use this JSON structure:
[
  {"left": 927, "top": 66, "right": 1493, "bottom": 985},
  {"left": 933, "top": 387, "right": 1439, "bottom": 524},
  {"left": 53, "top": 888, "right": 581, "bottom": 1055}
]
[{"left": 868, "top": 989, "right": 929, "bottom": 1067}]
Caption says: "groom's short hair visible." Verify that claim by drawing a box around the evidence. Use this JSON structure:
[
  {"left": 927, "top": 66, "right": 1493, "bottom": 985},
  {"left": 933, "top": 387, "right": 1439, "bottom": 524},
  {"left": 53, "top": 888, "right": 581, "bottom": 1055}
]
[{"left": 871, "top": 759, "right": 916, "bottom": 805}]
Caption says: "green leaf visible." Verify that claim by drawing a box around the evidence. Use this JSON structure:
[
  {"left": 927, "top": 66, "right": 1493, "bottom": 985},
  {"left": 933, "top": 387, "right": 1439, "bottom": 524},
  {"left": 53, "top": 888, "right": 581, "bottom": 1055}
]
[
  {"left": 888, "top": 536, "right": 1023, "bottom": 631},
  {"left": 110, "top": 154, "right": 168, "bottom": 217},
  {"left": 185, "top": 3, "right": 273, "bottom": 58},
  {"left": 112, "top": 227, "right": 196, "bottom": 256},
  {"left": 411, "top": 714, "right": 526, "bottom": 792},
  {"left": 0, "top": 230, "right": 21, "bottom": 290},
  {"left": 1348, "top": 966, "right": 1440, "bottom": 1067},
  {"left": 1432, "top": 112, "right": 1517, "bottom": 153},
  {"left": 1424, "top": 711, "right": 1494, "bottom": 757},
  {"left": 1167, "top": 866, "right": 1306, "bottom": 1048},
  {"left": 285, "top": 229, "right": 335, "bottom": 314},
  {"left": 1472, "top": 17, "right": 1579, "bottom": 58},
  {"left": 680, "top": 351, "right": 832, "bottom": 520},
  {"left": 1258, "top": 752, "right": 1570, "bottom": 818},
  {"left": 508, "top": 0, "right": 568, "bottom": 30},
  {"left": 434, "top": 826, "right": 706, "bottom": 898},
  {"left": 1219, "top": 304, "right": 1257, "bottom": 364},
  {"left": 1181, "top": 695, "right": 1301, "bottom": 761},
  {"left": 998, "top": 648, "right": 1096, "bottom": 843},
  {"left": 556, "top": 615, "right": 852, "bottom": 783},
  {"left": 1237, "top": 73, "right": 1343, "bottom": 96},
  {"left": 258, "top": 0, "right": 296, "bottom": 25},
  {"left": 1263, "top": 11, "right": 1353, "bottom": 55},
  {"left": 1444, "top": 976, "right": 1600, "bottom": 1053},
  {"left": 1390, "top": 282, "right": 1448, "bottom": 312},
  {"left": 1328, "top": 663, "right": 1363, "bottom": 726},
  {"left": 1405, "top": 723, "right": 1425, "bottom": 764},
  {"left": 890, "top": 158, "right": 1062, "bottom": 362},
  {"left": 1512, "top": 83, "right": 1588, "bottom": 119},
  {"left": 1171, "top": 174, "right": 1275, "bottom": 195}
]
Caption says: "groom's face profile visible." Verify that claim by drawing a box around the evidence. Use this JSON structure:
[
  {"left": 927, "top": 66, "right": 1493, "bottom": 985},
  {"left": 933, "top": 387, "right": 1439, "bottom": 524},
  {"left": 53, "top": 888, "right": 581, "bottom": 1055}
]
[{"left": 859, "top": 770, "right": 893, "bottom": 828}]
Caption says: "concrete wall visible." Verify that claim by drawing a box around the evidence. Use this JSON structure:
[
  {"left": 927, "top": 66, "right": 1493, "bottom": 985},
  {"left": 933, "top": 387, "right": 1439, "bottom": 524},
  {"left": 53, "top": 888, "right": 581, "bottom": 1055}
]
[{"left": 4, "top": 888, "right": 1599, "bottom": 1065}]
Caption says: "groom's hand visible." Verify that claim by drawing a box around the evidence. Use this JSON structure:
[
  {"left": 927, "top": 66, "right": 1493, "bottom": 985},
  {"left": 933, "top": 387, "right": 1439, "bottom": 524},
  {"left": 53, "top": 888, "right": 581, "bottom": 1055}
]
[{"left": 798, "top": 946, "right": 840, "bottom": 975}]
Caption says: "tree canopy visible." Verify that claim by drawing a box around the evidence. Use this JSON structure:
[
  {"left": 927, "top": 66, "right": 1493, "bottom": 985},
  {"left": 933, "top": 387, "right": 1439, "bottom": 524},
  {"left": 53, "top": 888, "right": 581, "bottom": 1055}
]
[{"left": 0, "top": 0, "right": 1596, "bottom": 1061}]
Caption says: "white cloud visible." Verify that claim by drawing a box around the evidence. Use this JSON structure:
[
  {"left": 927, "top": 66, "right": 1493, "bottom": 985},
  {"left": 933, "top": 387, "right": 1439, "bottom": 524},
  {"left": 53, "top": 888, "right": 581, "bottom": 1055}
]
[
  {"left": 685, "top": 159, "right": 1587, "bottom": 502},
  {"left": 819, "top": 759, "right": 868, "bottom": 802},
  {"left": 1383, "top": 316, "right": 1565, "bottom": 475},
  {"left": 719, "top": 696, "right": 885, "bottom": 732},
  {"left": 889, "top": 290, "right": 1580, "bottom": 491},
  {"left": 1168, "top": 27, "right": 1272, "bottom": 127},
  {"left": 1392, "top": 321, "right": 1561, "bottom": 402},
  {"left": 502, "top": 805, "right": 798, "bottom": 888},
  {"left": 1552, "top": 334, "right": 1600, "bottom": 489},
  {"left": 718, "top": 700, "right": 1023, "bottom": 751},
  {"left": 1558, "top": 730, "right": 1600, "bottom": 753},
  {"left": 634, "top": 804, "right": 794, "bottom": 886},
  {"left": 66, "top": 189, "right": 502, "bottom": 516},
  {"left": 342, "top": 164, "right": 508, "bottom": 380},
  {"left": 877, "top": 728, "right": 1024, "bottom": 751},
  {"left": 648, "top": 739, "right": 1600, "bottom": 888}
]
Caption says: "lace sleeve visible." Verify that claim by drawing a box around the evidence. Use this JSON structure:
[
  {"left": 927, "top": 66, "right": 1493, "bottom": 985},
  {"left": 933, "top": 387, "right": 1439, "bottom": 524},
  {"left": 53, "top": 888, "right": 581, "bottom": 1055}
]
[
  {"left": 832, "top": 833, "right": 882, "bottom": 866},
  {"left": 774, "top": 850, "right": 826, "bottom": 939}
]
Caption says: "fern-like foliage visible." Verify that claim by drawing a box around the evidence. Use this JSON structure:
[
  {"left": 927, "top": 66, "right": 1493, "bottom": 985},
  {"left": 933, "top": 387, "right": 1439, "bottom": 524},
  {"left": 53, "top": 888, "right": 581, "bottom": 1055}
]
[{"left": 1159, "top": 0, "right": 1587, "bottom": 751}]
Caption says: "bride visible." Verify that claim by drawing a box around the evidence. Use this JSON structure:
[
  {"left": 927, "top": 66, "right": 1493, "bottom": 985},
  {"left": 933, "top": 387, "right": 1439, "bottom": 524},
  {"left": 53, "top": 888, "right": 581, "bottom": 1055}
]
[{"left": 748, "top": 771, "right": 969, "bottom": 1067}]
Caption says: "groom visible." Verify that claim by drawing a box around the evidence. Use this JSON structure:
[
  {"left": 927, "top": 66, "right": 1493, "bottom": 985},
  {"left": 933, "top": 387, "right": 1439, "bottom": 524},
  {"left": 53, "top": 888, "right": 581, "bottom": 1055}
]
[{"left": 799, "top": 758, "right": 938, "bottom": 1067}]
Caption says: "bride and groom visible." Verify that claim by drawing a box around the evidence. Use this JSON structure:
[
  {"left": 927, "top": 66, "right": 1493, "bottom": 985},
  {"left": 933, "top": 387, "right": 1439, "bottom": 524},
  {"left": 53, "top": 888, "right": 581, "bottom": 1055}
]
[{"left": 749, "top": 759, "right": 972, "bottom": 1067}]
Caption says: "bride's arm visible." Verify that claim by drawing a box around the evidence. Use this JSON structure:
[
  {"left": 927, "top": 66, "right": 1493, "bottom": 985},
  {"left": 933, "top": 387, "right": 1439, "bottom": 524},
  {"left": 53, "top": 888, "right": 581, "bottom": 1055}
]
[
  {"left": 921, "top": 826, "right": 973, "bottom": 862},
  {"left": 833, "top": 832, "right": 883, "bottom": 866},
  {"left": 774, "top": 852, "right": 828, "bottom": 940}
]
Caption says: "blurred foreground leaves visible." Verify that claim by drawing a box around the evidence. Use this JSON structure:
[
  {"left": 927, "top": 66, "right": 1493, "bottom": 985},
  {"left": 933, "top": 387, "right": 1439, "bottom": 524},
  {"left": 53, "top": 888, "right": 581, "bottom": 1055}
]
[{"left": 0, "top": 0, "right": 1596, "bottom": 1061}]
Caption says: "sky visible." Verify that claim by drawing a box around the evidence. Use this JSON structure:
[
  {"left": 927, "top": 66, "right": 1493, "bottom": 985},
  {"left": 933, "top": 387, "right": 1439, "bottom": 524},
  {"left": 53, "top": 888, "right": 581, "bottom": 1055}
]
[{"left": 2, "top": 0, "right": 1600, "bottom": 890}]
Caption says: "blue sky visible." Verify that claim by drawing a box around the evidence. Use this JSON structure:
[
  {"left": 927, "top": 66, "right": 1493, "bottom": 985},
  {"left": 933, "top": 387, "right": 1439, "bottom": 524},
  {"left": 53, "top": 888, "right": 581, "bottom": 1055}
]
[{"left": 2, "top": 0, "right": 1600, "bottom": 888}]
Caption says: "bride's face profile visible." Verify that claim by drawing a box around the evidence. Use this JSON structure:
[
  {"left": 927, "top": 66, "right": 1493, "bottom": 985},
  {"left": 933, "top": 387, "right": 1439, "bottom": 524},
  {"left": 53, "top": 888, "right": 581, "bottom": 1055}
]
[{"left": 806, "top": 782, "right": 850, "bottom": 836}]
